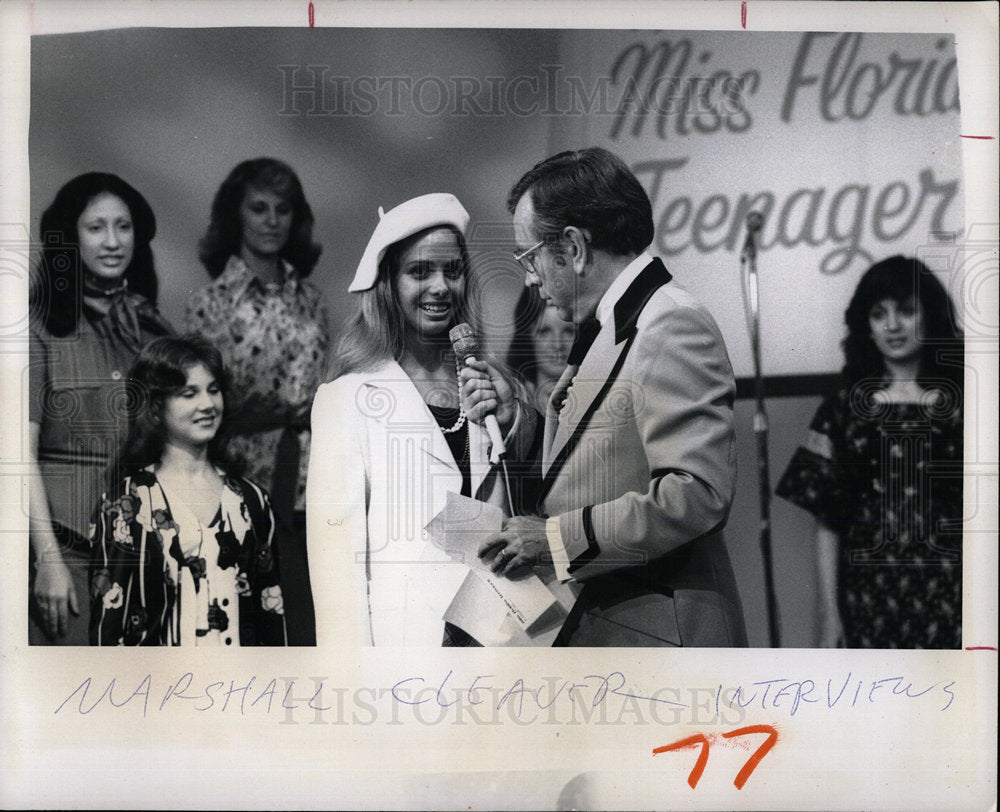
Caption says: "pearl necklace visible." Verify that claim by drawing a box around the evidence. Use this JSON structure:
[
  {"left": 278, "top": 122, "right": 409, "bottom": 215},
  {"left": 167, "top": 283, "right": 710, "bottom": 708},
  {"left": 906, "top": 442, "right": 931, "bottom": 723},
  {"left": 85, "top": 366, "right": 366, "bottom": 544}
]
[
  {"left": 440, "top": 409, "right": 466, "bottom": 434},
  {"left": 440, "top": 359, "right": 467, "bottom": 433}
]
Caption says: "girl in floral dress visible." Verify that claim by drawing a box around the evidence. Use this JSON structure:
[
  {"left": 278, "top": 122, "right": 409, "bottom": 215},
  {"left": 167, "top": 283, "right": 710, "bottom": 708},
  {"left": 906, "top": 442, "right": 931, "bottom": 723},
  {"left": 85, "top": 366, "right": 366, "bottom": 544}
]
[
  {"left": 89, "top": 335, "right": 286, "bottom": 646},
  {"left": 777, "top": 256, "right": 964, "bottom": 649}
]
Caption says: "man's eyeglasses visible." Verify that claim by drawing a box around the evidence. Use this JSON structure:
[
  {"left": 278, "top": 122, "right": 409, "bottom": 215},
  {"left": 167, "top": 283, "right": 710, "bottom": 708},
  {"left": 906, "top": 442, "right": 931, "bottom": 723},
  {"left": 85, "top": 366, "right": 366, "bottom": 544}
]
[{"left": 512, "top": 239, "right": 545, "bottom": 273}]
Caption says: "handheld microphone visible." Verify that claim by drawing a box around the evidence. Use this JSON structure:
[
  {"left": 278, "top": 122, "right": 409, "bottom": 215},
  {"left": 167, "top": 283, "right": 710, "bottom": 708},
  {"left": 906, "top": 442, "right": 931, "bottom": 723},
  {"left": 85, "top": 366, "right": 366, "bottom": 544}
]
[
  {"left": 449, "top": 323, "right": 507, "bottom": 462},
  {"left": 743, "top": 211, "right": 764, "bottom": 261}
]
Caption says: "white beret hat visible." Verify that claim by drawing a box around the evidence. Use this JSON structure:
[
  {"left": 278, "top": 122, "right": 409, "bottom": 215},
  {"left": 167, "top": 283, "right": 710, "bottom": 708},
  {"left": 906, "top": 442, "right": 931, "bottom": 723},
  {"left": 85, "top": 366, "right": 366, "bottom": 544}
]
[{"left": 349, "top": 192, "right": 470, "bottom": 292}]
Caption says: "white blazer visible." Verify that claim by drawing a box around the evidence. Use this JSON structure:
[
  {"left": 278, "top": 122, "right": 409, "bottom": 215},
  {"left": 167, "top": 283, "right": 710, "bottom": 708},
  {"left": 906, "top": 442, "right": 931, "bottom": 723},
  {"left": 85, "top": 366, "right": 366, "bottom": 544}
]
[{"left": 307, "top": 360, "right": 509, "bottom": 646}]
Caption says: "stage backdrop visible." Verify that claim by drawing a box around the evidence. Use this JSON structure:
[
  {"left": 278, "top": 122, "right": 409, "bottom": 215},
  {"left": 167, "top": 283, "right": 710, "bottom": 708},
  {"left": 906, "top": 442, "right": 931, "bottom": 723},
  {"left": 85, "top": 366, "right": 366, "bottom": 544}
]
[
  {"left": 548, "top": 30, "right": 964, "bottom": 377},
  {"left": 28, "top": 27, "right": 558, "bottom": 342}
]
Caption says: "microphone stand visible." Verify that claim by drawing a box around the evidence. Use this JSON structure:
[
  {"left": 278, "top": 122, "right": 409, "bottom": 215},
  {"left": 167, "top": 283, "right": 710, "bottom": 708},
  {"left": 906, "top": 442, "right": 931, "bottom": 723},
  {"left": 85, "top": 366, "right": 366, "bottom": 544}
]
[{"left": 740, "top": 226, "right": 781, "bottom": 648}]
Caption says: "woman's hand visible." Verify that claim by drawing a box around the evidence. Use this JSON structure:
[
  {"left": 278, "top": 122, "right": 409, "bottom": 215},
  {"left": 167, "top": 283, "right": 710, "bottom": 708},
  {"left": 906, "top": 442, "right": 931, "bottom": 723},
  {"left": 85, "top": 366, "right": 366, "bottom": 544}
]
[
  {"left": 27, "top": 421, "right": 80, "bottom": 640},
  {"left": 459, "top": 359, "right": 516, "bottom": 432},
  {"left": 815, "top": 522, "right": 844, "bottom": 648},
  {"left": 33, "top": 553, "right": 79, "bottom": 639}
]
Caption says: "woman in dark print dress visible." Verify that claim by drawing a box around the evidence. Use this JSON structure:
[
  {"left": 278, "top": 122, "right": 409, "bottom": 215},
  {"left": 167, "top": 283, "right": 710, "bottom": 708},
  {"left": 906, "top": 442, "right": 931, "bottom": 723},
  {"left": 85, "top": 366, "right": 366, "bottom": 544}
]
[{"left": 777, "top": 255, "right": 964, "bottom": 648}]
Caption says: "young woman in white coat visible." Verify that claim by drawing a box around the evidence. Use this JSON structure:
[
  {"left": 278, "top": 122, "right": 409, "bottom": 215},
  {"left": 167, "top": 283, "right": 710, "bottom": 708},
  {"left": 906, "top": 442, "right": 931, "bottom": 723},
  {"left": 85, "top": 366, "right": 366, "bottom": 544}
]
[{"left": 307, "top": 194, "right": 535, "bottom": 646}]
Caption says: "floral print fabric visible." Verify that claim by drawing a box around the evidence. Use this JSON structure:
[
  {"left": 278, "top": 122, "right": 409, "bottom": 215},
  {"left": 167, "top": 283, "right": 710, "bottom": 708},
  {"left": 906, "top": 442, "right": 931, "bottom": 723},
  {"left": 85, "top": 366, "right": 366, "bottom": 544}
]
[
  {"left": 185, "top": 256, "right": 330, "bottom": 511},
  {"left": 776, "top": 387, "right": 963, "bottom": 649},
  {"left": 89, "top": 469, "right": 286, "bottom": 646}
]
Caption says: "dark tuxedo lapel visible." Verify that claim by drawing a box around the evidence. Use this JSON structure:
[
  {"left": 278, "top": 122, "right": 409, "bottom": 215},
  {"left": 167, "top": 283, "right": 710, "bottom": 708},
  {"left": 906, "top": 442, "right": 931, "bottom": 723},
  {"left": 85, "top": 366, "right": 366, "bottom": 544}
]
[
  {"left": 547, "top": 324, "right": 612, "bottom": 459},
  {"left": 610, "top": 256, "right": 673, "bottom": 343},
  {"left": 539, "top": 257, "right": 672, "bottom": 502}
]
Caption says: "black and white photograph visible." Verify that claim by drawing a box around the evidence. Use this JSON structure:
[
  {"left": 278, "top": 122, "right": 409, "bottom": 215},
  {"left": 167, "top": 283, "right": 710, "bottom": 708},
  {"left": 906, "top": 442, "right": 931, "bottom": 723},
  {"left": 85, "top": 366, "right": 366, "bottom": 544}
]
[{"left": 1, "top": 1, "right": 996, "bottom": 809}]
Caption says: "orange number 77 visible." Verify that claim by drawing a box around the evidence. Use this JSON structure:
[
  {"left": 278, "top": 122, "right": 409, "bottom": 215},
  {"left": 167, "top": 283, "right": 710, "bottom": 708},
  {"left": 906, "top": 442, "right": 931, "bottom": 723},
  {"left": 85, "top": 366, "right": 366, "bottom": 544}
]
[{"left": 652, "top": 724, "right": 778, "bottom": 790}]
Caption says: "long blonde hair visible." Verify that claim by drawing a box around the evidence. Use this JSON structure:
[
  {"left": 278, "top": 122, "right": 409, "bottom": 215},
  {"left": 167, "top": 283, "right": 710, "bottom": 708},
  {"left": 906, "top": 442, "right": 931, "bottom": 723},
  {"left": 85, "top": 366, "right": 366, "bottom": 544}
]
[{"left": 329, "top": 225, "right": 476, "bottom": 379}]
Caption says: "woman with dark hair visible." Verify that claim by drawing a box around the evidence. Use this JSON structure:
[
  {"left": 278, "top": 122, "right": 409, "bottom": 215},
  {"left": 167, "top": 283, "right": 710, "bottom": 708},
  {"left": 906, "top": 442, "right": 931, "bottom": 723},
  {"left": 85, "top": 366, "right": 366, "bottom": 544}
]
[
  {"left": 195, "top": 158, "right": 322, "bottom": 279},
  {"left": 90, "top": 335, "right": 286, "bottom": 646},
  {"left": 28, "top": 172, "right": 173, "bottom": 644},
  {"left": 508, "top": 285, "right": 576, "bottom": 414},
  {"left": 777, "top": 255, "right": 964, "bottom": 648},
  {"left": 308, "top": 194, "right": 537, "bottom": 646},
  {"left": 185, "top": 158, "right": 328, "bottom": 645}
]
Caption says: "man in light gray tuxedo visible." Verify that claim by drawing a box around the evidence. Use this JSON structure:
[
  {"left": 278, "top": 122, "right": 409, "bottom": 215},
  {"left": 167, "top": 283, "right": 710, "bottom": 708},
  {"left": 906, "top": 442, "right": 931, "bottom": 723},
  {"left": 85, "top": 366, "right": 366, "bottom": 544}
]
[{"left": 480, "top": 147, "right": 747, "bottom": 647}]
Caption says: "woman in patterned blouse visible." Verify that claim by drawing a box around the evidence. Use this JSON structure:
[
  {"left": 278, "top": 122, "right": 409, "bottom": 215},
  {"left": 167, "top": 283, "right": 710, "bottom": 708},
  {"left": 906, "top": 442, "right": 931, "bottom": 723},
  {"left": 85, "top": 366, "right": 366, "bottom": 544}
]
[
  {"left": 777, "top": 256, "right": 964, "bottom": 648},
  {"left": 186, "top": 158, "right": 327, "bottom": 645},
  {"left": 90, "top": 335, "right": 286, "bottom": 646}
]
